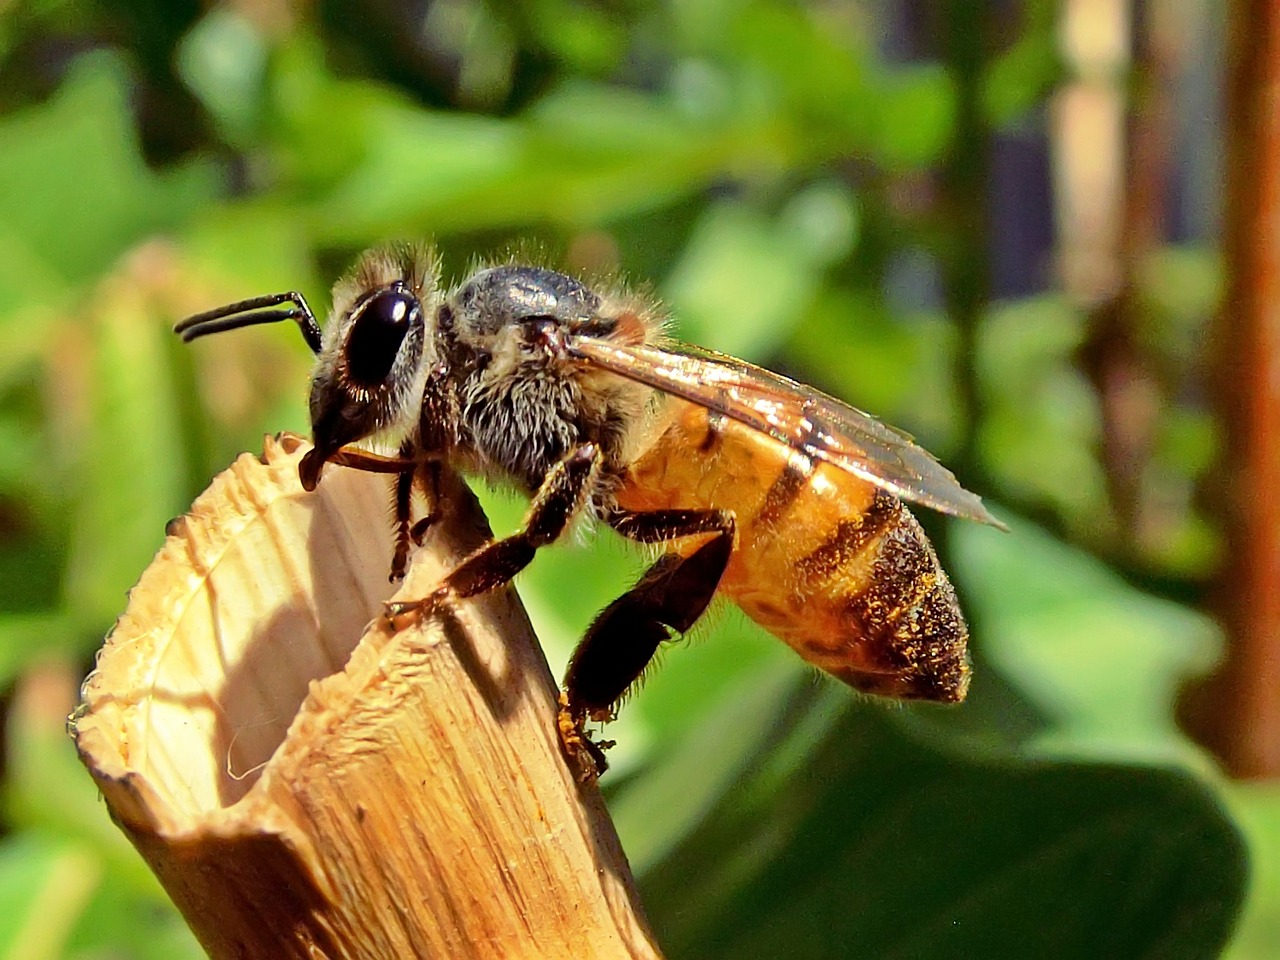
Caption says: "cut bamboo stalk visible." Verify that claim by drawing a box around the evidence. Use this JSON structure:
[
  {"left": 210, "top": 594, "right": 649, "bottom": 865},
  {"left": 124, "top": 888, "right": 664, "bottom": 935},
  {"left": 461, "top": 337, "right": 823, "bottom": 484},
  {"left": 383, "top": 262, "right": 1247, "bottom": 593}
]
[{"left": 71, "top": 434, "right": 662, "bottom": 960}]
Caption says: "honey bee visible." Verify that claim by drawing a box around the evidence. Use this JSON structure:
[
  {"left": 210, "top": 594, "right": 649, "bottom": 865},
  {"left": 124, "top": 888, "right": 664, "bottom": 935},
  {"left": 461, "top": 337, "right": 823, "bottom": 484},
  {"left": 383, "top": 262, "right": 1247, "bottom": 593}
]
[{"left": 176, "top": 244, "right": 1002, "bottom": 777}]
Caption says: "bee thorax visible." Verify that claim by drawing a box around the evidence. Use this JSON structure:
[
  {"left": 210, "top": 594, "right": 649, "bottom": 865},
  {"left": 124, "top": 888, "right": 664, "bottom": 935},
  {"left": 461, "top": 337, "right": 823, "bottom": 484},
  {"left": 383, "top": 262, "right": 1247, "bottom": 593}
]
[{"left": 458, "top": 370, "right": 621, "bottom": 495}]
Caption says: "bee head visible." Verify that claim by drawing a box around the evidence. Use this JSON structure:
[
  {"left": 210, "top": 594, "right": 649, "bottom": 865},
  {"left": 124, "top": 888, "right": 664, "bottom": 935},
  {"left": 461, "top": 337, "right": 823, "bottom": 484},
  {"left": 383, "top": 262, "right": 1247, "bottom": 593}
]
[{"left": 300, "top": 246, "right": 441, "bottom": 491}]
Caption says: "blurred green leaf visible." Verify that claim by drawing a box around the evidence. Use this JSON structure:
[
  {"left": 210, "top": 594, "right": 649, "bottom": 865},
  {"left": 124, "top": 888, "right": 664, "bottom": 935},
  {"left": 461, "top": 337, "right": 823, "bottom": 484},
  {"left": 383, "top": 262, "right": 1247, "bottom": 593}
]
[
  {"left": 0, "top": 52, "right": 217, "bottom": 283},
  {"left": 525, "top": 0, "right": 627, "bottom": 75},
  {"left": 778, "top": 179, "right": 860, "bottom": 265},
  {"left": 408, "top": 0, "right": 518, "bottom": 109},
  {"left": 0, "top": 614, "right": 78, "bottom": 689},
  {"left": 978, "top": 296, "right": 1109, "bottom": 525},
  {"left": 177, "top": 8, "right": 269, "bottom": 147},
  {"left": 718, "top": 1, "right": 874, "bottom": 147},
  {"left": 0, "top": 230, "right": 67, "bottom": 333},
  {"left": 983, "top": 23, "right": 1061, "bottom": 126},
  {"left": 663, "top": 202, "right": 818, "bottom": 356},
  {"left": 1137, "top": 245, "right": 1223, "bottom": 365},
  {"left": 788, "top": 290, "right": 961, "bottom": 452},
  {"left": 870, "top": 65, "right": 956, "bottom": 168},
  {"left": 266, "top": 34, "right": 381, "bottom": 190},
  {"left": 6, "top": 671, "right": 161, "bottom": 894},
  {"left": 1222, "top": 784, "right": 1280, "bottom": 960},
  {"left": 0, "top": 833, "right": 98, "bottom": 960},
  {"left": 636, "top": 684, "right": 1245, "bottom": 960},
  {"left": 65, "top": 875, "right": 204, "bottom": 960},
  {"left": 296, "top": 78, "right": 780, "bottom": 242},
  {"left": 952, "top": 514, "right": 1221, "bottom": 758},
  {"left": 63, "top": 268, "right": 188, "bottom": 633},
  {"left": 0, "top": 826, "right": 203, "bottom": 960}
]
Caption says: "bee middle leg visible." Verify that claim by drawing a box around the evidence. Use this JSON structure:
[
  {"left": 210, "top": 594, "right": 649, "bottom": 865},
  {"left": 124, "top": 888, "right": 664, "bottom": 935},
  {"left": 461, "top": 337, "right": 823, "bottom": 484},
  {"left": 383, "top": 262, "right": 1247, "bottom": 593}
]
[
  {"left": 559, "top": 509, "right": 734, "bottom": 775},
  {"left": 389, "top": 458, "right": 443, "bottom": 582},
  {"left": 390, "top": 466, "right": 415, "bottom": 582},
  {"left": 384, "top": 442, "right": 602, "bottom": 625}
]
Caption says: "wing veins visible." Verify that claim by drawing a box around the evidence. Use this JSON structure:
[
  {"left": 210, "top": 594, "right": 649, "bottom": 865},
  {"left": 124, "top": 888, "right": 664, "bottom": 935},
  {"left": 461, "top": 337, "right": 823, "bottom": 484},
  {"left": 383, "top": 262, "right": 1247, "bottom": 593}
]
[{"left": 568, "top": 337, "right": 1004, "bottom": 528}]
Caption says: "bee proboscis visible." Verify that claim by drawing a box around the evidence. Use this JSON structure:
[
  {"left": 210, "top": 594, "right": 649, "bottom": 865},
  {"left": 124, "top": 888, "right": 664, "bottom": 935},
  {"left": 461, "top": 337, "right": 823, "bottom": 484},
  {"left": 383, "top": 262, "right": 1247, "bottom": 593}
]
[{"left": 176, "top": 245, "right": 1002, "bottom": 777}]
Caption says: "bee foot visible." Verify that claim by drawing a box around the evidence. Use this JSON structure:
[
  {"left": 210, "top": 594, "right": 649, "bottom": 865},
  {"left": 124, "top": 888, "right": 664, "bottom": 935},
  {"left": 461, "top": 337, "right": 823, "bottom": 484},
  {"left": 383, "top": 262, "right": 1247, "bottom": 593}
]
[
  {"left": 389, "top": 546, "right": 410, "bottom": 583},
  {"left": 557, "top": 693, "right": 612, "bottom": 782},
  {"left": 383, "top": 588, "right": 449, "bottom": 631}
]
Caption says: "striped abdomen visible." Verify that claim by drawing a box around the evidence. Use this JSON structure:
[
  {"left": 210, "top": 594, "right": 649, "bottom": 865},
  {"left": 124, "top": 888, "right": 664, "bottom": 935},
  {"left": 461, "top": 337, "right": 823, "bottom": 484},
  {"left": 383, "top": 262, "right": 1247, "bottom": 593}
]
[{"left": 613, "top": 401, "right": 971, "bottom": 702}]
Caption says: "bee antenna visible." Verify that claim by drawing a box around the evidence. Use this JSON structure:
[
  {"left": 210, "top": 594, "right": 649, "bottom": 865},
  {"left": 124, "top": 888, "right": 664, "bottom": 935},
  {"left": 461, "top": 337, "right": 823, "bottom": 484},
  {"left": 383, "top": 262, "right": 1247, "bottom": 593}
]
[{"left": 174, "top": 292, "right": 323, "bottom": 355}]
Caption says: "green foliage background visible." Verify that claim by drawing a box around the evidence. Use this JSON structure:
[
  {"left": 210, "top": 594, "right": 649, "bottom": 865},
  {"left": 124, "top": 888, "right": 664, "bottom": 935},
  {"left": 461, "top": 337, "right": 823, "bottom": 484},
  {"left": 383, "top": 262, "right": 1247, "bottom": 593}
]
[{"left": 0, "top": 1, "right": 1272, "bottom": 957}]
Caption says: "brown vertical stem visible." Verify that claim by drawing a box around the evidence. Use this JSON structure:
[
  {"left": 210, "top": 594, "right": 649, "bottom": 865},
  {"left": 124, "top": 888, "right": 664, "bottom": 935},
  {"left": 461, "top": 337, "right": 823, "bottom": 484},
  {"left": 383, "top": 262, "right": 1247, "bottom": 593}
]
[
  {"left": 1076, "top": 2, "right": 1174, "bottom": 547},
  {"left": 1189, "top": 0, "right": 1280, "bottom": 778}
]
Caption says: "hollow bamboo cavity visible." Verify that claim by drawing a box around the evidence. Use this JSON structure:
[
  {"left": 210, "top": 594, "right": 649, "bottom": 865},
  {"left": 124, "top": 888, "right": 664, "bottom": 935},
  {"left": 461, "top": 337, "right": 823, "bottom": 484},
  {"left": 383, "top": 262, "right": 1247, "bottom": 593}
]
[{"left": 71, "top": 434, "right": 661, "bottom": 960}]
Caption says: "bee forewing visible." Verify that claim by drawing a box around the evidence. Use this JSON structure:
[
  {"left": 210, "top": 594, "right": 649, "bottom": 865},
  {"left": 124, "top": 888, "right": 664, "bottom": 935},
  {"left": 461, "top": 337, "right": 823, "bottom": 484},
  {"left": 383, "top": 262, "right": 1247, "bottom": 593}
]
[{"left": 567, "top": 337, "right": 1005, "bottom": 529}]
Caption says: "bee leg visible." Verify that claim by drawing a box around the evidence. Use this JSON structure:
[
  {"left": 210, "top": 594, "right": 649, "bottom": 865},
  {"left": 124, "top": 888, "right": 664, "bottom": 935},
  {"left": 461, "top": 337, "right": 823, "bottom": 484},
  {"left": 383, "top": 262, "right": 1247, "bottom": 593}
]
[
  {"left": 559, "top": 509, "right": 734, "bottom": 778},
  {"left": 557, "top": 692, "right": 615, "bottom": 778},
  {"left": 410, "top": 462, "right": 443, "bottom": 545},
  {"left": 300, "top": 444, "right": 417, "bottom": 492},
  {"left": 390, "top": 467, "right": 415, "bottom": 582},
  {"left": 384, "top": 443, "right": 602, "bottom": 627},
  {"left": 321, "top": 446, "right": 417, "bottom": 474},
  {"left": 387, "top": 441, "right": 433, "bottom": 582}
]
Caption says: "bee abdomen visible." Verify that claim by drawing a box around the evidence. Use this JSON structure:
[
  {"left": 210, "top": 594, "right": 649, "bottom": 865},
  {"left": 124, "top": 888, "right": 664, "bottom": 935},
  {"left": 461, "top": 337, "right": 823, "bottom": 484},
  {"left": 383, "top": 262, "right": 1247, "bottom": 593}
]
[
  {"left": 616, "top": 406, "right": 971, "bottom": 703},
  {"left": 735, "top": 488, "right": 971, "bottom": 703},
  {"left": 831, "top": 502, "right": 970, "bottom": 701}
]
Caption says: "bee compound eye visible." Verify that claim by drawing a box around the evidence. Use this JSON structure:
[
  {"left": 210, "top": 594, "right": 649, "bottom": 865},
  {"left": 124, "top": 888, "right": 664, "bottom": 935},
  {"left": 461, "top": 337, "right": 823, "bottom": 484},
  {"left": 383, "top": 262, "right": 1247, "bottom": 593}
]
[{"left": 344, "top": 288, "right": 419, "bottom": 386}]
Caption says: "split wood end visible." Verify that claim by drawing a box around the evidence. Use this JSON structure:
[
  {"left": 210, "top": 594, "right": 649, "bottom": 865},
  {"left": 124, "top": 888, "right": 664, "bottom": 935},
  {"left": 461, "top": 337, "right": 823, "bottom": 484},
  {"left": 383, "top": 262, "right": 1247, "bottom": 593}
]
[{"left": 71, "top": 434, "right": 661, "bottom": 960}]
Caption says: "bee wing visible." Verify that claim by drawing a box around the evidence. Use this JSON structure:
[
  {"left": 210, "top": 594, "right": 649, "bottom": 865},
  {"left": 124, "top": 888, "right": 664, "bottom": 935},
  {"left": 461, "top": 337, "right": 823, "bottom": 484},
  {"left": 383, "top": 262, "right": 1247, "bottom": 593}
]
[{"left": 568, "top": 337, "right": 1005, "bottom": 528}]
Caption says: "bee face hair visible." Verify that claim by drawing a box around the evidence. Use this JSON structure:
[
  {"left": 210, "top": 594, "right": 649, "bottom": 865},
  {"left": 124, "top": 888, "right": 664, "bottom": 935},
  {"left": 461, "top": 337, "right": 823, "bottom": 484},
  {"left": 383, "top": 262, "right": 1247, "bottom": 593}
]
[{"left": 304, "top": 246, "right": 442, "bottom": 485}]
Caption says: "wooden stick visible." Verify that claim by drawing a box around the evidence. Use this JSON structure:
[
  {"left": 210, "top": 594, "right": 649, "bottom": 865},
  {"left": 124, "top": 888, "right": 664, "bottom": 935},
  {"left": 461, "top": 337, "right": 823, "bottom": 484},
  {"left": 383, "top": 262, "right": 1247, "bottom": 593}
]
[
  {"left": 1187, "top": 0, "right": 1280, "bottom": 779},
  {"left": 71, "top": 434, "right": 662, "bottom": 959}
]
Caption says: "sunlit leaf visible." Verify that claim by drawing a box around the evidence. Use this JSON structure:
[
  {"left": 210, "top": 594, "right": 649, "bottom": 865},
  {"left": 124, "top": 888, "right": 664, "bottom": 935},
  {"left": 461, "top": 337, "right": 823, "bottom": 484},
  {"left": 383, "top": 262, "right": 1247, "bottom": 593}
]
[
  {"left": 0, "top": 52, "right": 217, "bottom": 283},
  {"left": 952, "top": 514, "right": 1222, "bottom": 757}
]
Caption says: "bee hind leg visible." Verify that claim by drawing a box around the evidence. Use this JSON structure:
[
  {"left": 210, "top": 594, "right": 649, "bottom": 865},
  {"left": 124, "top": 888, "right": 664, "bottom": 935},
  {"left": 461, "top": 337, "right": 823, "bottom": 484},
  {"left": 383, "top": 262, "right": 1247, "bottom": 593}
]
[
  {"left": 560, "top": 509, "right": 734, "bottom": 778},
  {"left": 384, "top": 443, "right": 602, "bottom": 627}
]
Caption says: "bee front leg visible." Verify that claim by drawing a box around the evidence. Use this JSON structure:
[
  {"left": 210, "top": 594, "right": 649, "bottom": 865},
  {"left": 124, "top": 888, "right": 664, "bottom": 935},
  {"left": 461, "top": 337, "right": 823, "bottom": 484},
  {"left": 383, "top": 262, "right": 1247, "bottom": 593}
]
[
  {"left": 384, "top": 443, "right": 602, "bottom": 627},
  {"left": 560, "top": 509, "right": 735, "bottom": 779},
  {"left": 314, "top": 445, "right": 416, "bottom": 475}
]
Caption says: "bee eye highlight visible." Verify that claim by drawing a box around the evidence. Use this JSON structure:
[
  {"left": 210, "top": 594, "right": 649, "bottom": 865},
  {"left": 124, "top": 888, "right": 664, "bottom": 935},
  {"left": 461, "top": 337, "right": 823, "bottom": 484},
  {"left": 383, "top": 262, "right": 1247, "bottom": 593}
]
[{"left": 345, "top": 288, "right": 419, "bottom": 386}]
